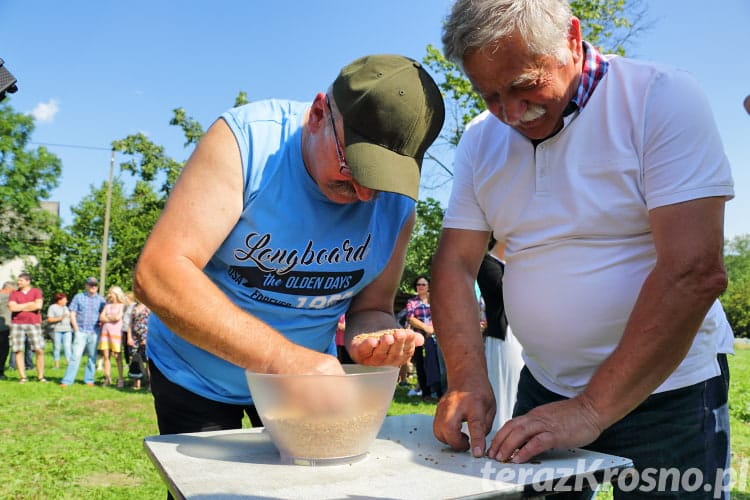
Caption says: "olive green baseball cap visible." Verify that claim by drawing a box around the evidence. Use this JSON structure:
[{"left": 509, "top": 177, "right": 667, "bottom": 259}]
[{"left": 332, "top": 54, "right": 445, "bottom": 201}]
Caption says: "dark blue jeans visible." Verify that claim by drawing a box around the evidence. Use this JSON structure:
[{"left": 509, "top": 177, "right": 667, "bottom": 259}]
[{"left": 514, "top": 355, "right": 730, "bottom": 499}]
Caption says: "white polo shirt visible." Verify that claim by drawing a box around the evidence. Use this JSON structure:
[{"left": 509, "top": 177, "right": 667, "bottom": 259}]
[{"left": 444, "top": 55, "right": 734, "bottom": 397}]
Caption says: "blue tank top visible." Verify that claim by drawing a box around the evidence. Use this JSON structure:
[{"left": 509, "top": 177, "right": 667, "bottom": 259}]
[{"left": 148, "top": 99, "right": 414, "bottom": 404}]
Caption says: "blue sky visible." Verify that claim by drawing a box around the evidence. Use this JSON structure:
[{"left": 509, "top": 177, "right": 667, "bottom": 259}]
[{"left": 1, "top": 1, "right": 748, "bottom": 239}]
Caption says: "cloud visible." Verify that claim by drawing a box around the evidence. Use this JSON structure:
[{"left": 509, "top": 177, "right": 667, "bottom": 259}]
[{"left": 29, "top": 99, "right": 60, "bottom": 123}]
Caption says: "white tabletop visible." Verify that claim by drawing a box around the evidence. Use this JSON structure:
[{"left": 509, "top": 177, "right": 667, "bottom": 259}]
[{"left": 144, "top": 414, "right": 632, "bottom": 499}]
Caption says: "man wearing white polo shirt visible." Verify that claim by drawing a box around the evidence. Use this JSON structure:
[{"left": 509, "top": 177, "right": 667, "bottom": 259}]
[{"left": 431, "top": 1, "right": 734, "bottom": 498}]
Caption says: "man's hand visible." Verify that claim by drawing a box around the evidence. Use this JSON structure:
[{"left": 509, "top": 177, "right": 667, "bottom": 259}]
[
  {"left": 433, "top": 376, "right": 496, "bottom": 457},
  {"left": 487, "top": 396, "right": 604, "bottom": 463},
  {"left": 268, "top": 348, "right": 345, "bottom": 376},
  {"left": 349, "top": 328, "right": 423, "bottom": 367},
  {"left": 253, "top": 350, "right": 348, "bottom": 415}
]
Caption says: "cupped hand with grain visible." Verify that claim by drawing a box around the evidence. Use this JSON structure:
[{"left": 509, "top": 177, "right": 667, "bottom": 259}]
[{"left": 348, "top": 328, "right": 424, "bottom": 367}]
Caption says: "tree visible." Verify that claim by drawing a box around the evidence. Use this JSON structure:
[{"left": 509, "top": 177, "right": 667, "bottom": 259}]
[
  {"left": 109, "top": 180, "right": 162, "bottom": 280},
  {"left": 723, "top": 234, "right": 750, "bottom": 338},
  {"left": 92, "top": 106, "right": 201, "bottom": 294},
  {"left": 36, "top": 179, "right": 131, "bottom": 298},
  {"left": 34, "top": 226, "right": 80, "bottom": 299},
  {"left": 0, "top": 103, "right": 62, "bottom": 261},
  {"left": 401, "top": 198, "right": 445, "bottom": 293},
  {"left": 37, "top": 175, "right": 164, "bottom": 297},
  {"left": 170, "top": 108, "right": 205, "bottom": 149},
  {"left": 112, "top": 132, "right": 184, "bottom": 200}
]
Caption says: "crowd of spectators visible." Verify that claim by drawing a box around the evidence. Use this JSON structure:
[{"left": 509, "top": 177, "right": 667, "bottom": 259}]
[{"left": 0, "top": 274, "right": 150, "bottom": 390}]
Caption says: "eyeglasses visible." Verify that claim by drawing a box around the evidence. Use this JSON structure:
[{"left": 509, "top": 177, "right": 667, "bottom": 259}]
[
  {"left": 416, "top": 283, "right": 428, "bottom": 287},
  {"left": 325, "top": 95, "right": 352, "bottom": 178}
]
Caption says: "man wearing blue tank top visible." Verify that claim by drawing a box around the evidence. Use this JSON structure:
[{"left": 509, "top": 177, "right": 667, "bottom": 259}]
[{"left": 134, "top": 54, "right": 445, "bottom": 435}]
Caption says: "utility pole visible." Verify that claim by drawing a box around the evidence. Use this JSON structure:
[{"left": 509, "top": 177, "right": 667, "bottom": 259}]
[{"left": 99, "top": 149, "right": 115, "bottom": 292}]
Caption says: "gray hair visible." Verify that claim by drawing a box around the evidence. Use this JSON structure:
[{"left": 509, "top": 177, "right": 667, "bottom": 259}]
[{"left": 442, "top": 0, "right": 573, "bottom": 66}]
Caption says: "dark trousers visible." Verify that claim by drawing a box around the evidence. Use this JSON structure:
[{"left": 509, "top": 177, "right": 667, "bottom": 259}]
[
  {"left": 411, "top": 334, "right": 444, "bottom": 397},
  {"left": 336, "top": 345, "right": 354, "bottom": 364},
  {"left": 514, "top": 354, "right": 730, "bottom": 499},
  {"left": 412, "top": 335, "right": 428, "bottom": 394},
  {"left": 423, "top": 335, "right": 444, "bottom": 397},
  {"left": 0, "top": 329, "right": 8, "bottom": 374},
  {"left": 149, "top": 360, "right": 262, "bottom": 434}
]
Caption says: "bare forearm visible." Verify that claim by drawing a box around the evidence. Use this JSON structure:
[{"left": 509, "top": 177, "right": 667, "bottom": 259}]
[
  {"left": 432, "top": 268, "right": 487, "bottom": 385},
  {"left": 134, "top": 255, "right": 304, "bottom": 373},
  {"left": 431, "top": 228, "right": 491, "bottom": 385},
  {"left": 9, "top": 303, "right": 40, "bottom": 312}
]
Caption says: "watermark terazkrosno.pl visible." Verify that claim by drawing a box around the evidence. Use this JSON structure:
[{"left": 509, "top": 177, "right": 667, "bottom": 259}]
[{"left": 480, "top": 458, "right": 748, "bottom": 498}]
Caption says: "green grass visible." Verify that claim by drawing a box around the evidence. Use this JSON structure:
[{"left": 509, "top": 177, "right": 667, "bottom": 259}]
[
  {"left": 729, "top": 343, "right": 750, "bottom": 500},
  {"left": 0, "top": 346, "right": 748, "bottom": 498},
  {"left": 0, "top": 369, "right": 163, "bottom": 499}
]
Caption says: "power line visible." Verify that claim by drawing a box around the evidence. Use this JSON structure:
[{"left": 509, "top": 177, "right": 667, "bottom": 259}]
[{"left": 29, "top": 141, "right": 111, "bottom": 151}]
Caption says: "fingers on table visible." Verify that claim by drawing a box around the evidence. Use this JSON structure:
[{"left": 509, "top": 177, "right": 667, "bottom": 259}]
[{"left": 488, "top": 416, "right": 557, "bottom": 463}]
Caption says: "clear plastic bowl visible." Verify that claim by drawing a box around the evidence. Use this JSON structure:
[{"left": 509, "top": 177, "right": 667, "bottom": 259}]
[{"left": 245, "top": 364, "right": 398, "bottom": 466}]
